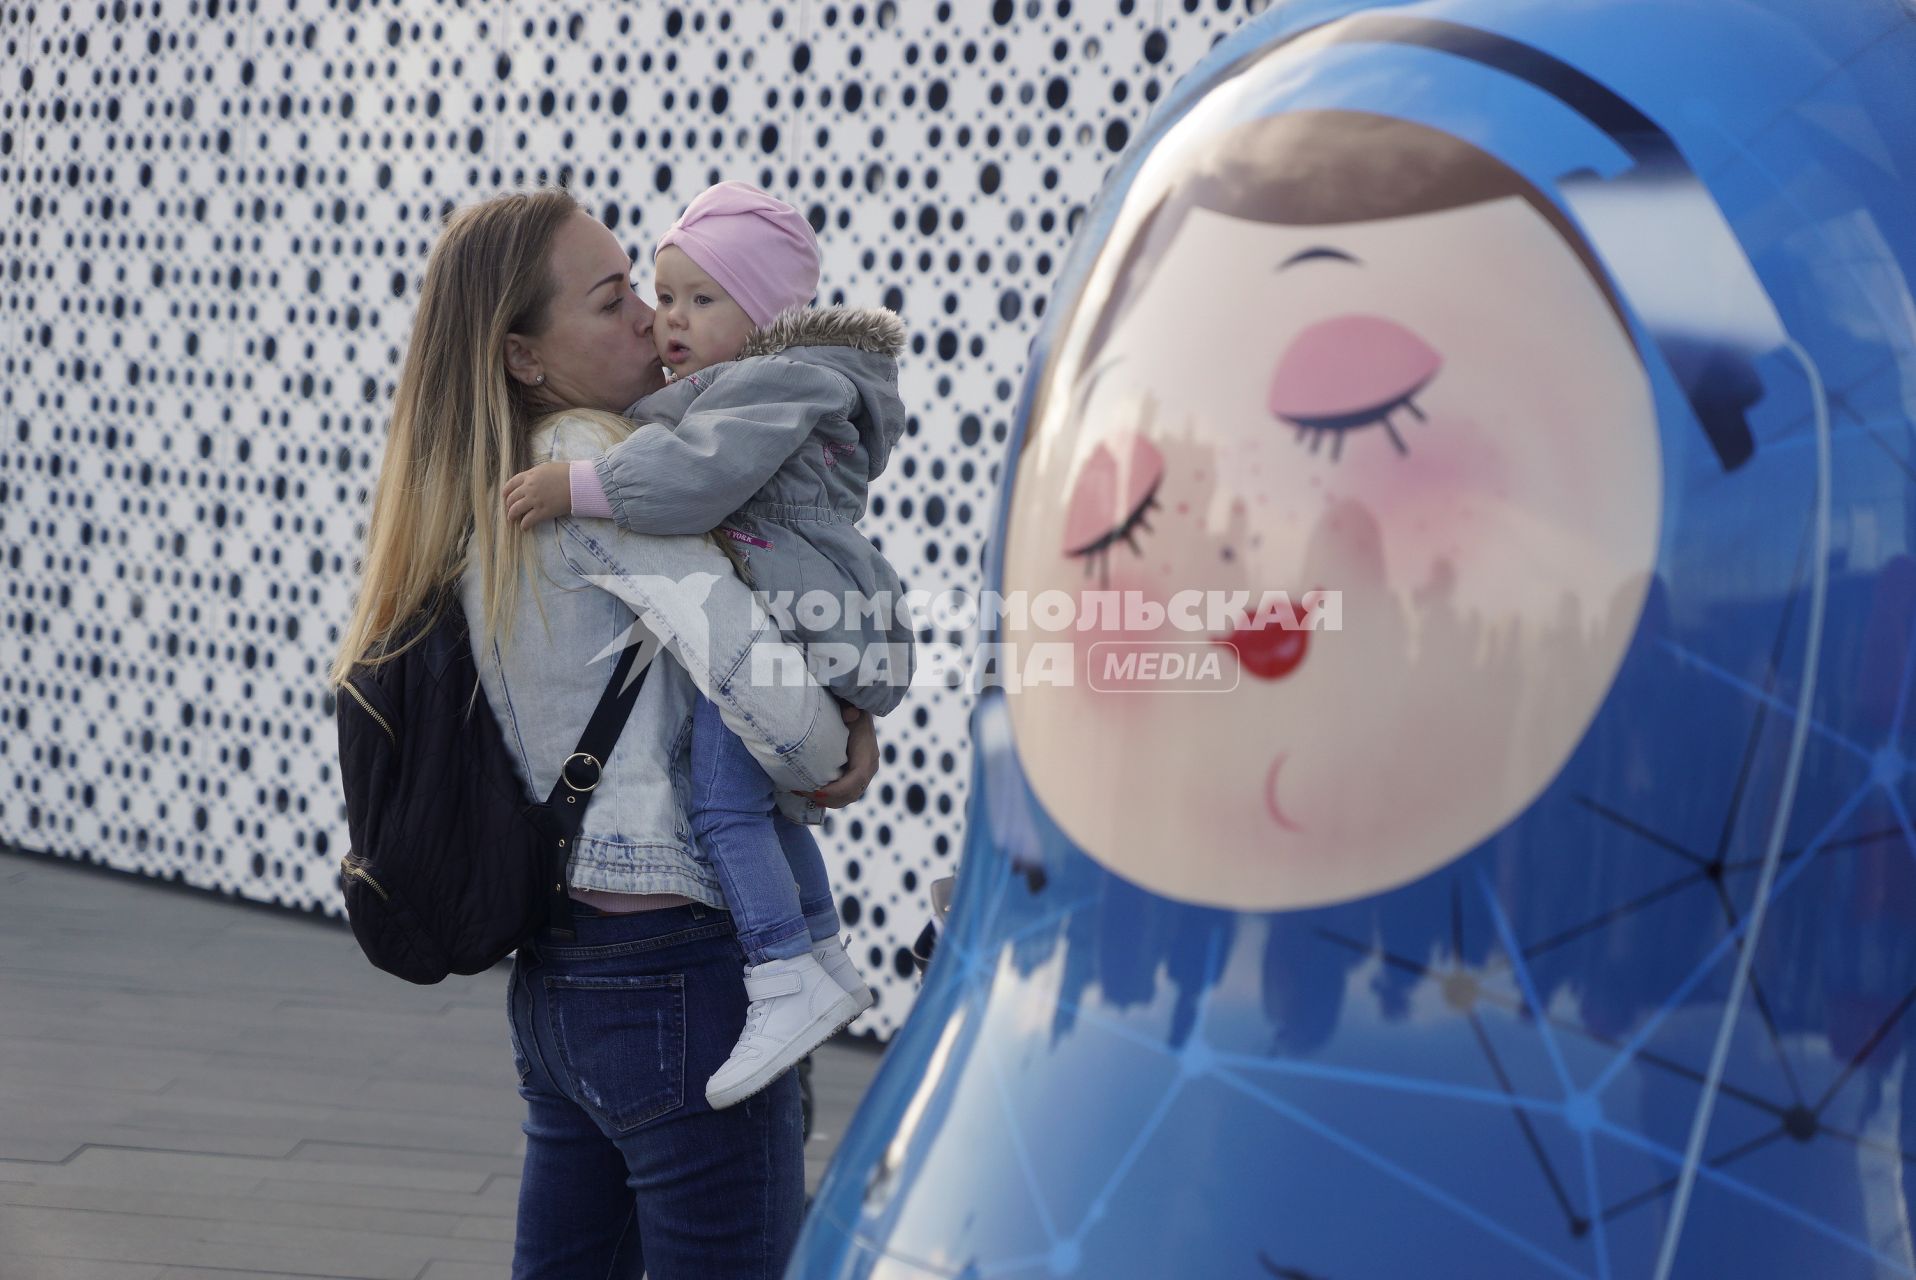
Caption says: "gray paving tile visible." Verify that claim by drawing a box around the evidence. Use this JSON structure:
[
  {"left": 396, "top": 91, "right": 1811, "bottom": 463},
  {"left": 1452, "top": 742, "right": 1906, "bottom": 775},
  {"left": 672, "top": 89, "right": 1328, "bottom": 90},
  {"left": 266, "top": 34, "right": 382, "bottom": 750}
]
[
  {"left": 0, "top": 1203, "right": 412, "bottom": 1278},
  {"left": 111, "top": 1093, "right": 516, "bottom": 1155},
  {"left": 0, "top": 1257, "right": 166, "bottom": 1280},
  {"left": 0, "top": 983, "right": 113, "bottom": 1015},
  {"left": 0, "top": 1040, "right": 201, "bottom": 1094},
  {"left": 151, "top": 1272, "right": 365, "bottom": 1280},
  {"left": 0, "top": 847, "right": 891, "bottom": 1277},
  {"left": 246, "top": 1177, "right": 519, "bottom": 1223},
  {"left": 413, "top": 1263, "right": 509, "bottom": 1280},
  {"left": 200, "top": 1217, "right": 511, "bottom": 1269},
  {"left": 447, "top": 1214, "right": 515, "bottom": 1242},
  {"left": 224, "top": 1113, "right": 519, "bottom": 1161},
  {"left": 374, "top": 1042, "right": 520, "bottom": 1084},
  {"left": 78, "top": 1148, "right": 494, "bottom": 1195},
  {"left": 0, "top": 1179, "right": 471, "bottom": 1240},
  {"left": 1, "top": 1125, "right": 299, "bottom": 1163},
  {"left": 351, "top": 1078, "right": 524, "bottom": 1121},
  {"left": 283, "top": 1141, "right": 521, "bottom": 1177},
  {"left": 0, "top": 1150, "right": 267, "bottom": 1199},
  {"left": 0, "top": 1006, "right": 249, "bottom": 1053}
]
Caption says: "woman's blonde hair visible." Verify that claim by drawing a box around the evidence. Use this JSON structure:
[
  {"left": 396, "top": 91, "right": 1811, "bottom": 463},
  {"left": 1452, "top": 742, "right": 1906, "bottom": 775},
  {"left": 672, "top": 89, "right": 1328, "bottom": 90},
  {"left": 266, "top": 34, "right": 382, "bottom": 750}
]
[{"left": 326, "top": 187, "right": 583, "bottom": 689}]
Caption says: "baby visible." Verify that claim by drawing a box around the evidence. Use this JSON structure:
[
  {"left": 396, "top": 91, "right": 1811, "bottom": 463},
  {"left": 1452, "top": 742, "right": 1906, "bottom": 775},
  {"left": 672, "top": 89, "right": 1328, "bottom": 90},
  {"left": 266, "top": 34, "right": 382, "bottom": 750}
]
[{"left": 504, "top": 182, "right": 914, "bottom": 1110}]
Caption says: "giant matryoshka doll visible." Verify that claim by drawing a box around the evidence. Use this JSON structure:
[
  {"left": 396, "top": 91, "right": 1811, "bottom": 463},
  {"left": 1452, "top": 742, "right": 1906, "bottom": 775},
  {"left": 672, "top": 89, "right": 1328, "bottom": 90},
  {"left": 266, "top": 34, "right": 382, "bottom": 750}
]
[{"left": 797, "top": 2, "right": 1916, "bottom": 1276}]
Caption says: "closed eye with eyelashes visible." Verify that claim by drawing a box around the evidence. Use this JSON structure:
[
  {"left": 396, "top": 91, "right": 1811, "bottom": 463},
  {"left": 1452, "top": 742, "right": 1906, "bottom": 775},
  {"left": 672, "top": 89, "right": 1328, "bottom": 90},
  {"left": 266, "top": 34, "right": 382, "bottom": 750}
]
[
  {"left": 1068, "top": 481, "right": 1163, "bottom": 587},
  {"left": 1268, "top": 313, "right": 1445, "bottom": 461},
  {"left": 1282, "top": 380, "right": 1435, "bottom": 460},
  {"left": 1062, "top": 434, "right": 1166, "bottom": 589}
]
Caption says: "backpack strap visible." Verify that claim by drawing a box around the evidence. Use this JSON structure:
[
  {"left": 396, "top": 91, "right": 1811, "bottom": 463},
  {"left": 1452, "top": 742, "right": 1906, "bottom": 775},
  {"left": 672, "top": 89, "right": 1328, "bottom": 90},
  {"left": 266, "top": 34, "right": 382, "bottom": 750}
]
[{"left": 538, "top": 636, "right": 653, "bottom": 940}]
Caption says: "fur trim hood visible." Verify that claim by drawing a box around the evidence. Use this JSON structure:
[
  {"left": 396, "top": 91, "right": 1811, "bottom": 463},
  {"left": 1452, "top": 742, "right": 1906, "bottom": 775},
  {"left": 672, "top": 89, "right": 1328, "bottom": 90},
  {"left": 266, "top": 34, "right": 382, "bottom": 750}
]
[{"left": 738, "top": 305, "right": 907, "bottom": 360}]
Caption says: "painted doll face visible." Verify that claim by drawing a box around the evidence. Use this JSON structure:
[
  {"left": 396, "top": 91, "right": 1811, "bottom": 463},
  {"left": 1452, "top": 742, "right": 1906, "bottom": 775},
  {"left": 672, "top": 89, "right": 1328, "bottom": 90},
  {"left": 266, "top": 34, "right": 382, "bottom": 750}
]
[{"left": 1001, "top": 192, "right": 1662, "bottom": 910}]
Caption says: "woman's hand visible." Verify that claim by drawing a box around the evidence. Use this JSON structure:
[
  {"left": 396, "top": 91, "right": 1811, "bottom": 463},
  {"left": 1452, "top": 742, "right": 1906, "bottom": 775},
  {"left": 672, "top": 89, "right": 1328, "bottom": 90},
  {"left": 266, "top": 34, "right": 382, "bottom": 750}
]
[
  {"left": 800, "top": 703, "right": 878, "bottom": 808},
  {"left": 503, "top": 462, "right": 573, "bottom": 530}
]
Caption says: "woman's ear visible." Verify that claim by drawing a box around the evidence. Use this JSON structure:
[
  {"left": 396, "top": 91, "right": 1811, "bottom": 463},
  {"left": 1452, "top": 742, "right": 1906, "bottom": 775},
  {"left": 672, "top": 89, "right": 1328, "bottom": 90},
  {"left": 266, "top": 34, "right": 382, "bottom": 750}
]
[{"left": 502, "top": 333, "right": 544, "bottom": 387}]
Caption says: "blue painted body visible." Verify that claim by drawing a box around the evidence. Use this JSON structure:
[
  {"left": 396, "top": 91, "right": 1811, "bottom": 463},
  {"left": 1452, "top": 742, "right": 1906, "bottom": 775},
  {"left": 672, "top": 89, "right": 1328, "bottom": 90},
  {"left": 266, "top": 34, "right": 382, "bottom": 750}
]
[{"left": 796, "top": 1, "right": 1916, "bottom": 1274}]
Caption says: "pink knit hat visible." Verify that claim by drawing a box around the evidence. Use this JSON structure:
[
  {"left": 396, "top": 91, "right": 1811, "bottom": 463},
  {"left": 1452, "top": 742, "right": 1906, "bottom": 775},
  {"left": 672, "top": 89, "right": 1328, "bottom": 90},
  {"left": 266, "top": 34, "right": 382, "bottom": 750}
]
[{"left": 655, "top": 182, "right": 821, "bottom": 329}]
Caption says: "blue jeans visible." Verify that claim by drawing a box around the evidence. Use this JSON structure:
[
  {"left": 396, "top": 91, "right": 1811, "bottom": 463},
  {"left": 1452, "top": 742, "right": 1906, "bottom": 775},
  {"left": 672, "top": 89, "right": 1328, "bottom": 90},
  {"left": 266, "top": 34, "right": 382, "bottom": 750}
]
[
  {"left": 506, "top": 903, "right": 804, "bottom": 1279},
  {"left": 689, "top": 696, "right": 841, "bottom": 965}
]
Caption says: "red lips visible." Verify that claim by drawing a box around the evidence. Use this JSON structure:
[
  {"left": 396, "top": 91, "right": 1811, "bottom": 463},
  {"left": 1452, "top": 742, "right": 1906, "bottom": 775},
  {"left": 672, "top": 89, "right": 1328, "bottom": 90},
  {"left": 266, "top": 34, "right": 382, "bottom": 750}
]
[{"left": 1215, "top": 596, "right": 1310, "bottom": 680}]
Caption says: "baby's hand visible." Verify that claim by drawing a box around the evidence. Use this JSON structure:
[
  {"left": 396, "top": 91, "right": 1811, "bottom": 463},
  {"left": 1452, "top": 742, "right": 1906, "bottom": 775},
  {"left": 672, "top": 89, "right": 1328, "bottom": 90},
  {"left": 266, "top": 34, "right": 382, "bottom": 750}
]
[{"left": 503, "top": 461, "right": 572, "bottom": 530}]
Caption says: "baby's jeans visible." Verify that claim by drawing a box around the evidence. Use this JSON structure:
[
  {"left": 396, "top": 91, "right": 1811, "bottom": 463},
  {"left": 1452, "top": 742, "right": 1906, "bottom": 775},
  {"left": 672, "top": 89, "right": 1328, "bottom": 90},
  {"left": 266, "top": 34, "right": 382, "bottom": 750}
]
[{"left": 688, "top": 695, "right": 842, "bottom": 965}]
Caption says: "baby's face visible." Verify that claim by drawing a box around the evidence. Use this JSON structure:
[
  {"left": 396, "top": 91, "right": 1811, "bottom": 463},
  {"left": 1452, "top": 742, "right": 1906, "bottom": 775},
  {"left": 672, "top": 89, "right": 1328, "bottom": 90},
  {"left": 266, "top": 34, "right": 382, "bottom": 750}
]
[
  {"left": 653, "top": 245, "right": 757, "bottom": 380},
  {"left": 1000, "top": 196, "right": 1662, "bottom": 910}
]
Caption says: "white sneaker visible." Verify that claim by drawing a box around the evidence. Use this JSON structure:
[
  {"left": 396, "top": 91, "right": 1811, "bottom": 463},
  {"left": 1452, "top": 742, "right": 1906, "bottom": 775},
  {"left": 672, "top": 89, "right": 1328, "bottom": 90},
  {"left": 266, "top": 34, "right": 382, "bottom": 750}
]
[
  {"left": 706, "top": 952, "right": 861, "bottom": 1110},
  {"left": 812, "top": 936, "right": 875, "bottom": 1019}
]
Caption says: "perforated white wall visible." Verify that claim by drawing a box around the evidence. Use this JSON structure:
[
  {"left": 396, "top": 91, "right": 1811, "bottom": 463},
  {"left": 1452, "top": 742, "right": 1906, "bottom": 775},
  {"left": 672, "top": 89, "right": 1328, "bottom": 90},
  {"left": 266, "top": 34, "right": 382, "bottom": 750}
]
[{"left": 0, "top": 0, "right": 1265, "bottom": 1034}]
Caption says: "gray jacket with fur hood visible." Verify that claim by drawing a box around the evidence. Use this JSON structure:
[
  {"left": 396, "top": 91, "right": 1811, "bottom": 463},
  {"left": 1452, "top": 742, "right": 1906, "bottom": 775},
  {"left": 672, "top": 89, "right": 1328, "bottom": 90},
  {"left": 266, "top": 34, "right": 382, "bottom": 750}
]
[{"left": 593, "top": 305, "right": 915, "bottom": 715}]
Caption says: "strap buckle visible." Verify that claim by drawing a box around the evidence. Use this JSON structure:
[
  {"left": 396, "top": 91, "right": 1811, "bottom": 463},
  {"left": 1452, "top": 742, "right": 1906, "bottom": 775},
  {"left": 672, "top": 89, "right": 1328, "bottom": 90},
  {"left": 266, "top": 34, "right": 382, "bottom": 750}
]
[{"left": 560, "top": 752, "right": 603, "bottom": 793}]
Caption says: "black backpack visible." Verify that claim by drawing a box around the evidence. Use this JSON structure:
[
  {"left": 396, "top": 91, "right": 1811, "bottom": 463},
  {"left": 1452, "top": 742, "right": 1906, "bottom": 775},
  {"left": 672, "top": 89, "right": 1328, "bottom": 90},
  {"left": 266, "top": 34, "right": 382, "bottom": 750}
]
[{"left": 332, "top": 588, "right": 649, "bottom": 983}]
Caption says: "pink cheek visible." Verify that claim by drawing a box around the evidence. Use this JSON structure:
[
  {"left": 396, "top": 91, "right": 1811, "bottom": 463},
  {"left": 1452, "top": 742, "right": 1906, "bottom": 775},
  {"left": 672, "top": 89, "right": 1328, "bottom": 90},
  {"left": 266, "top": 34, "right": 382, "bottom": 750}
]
[
  {"left": 1061, "top": 535, "right": 1191, "bottom": 686},
  {"left": 1059, "top": 474, "right": 1225, "bottom": 674},
  {"left": 1328, "top": 413, "right": 1510, "bottom": 568},
  {"left": 1070, "top": 602, "right": 1179, "bottom": 693},
  {"left": 1061, "top": 584, "right": 1140, "bottom": 690},
  {"left": 1087, "top": 538, "right": 1176, "bottom": 619},
  {"left": 1061, "top": 446, "right": 1120, "bottom": 555}
]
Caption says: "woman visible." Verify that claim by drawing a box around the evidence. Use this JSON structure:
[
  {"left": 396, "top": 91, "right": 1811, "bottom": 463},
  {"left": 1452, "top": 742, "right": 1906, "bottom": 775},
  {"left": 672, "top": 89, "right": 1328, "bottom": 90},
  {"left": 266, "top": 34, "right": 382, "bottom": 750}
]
[{"left": 330, "top": 188, "right": 878, "bottom": 1278}]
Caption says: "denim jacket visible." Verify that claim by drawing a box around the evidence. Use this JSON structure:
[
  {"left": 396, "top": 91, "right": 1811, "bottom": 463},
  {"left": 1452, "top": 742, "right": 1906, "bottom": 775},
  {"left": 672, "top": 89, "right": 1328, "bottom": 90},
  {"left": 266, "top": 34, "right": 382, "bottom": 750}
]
[
  {"left": 457, "top": 413, "right": 849, "bottom": 904},
  {"left": 594, "top": 306, "right": 917, "bottom": 716}
]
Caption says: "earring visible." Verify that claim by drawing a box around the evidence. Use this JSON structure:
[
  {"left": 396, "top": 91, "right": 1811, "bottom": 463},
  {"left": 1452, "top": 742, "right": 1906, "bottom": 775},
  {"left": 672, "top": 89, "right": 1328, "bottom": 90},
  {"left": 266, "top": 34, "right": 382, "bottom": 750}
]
[{"left": 533, "top": 373, "right": 545, "bottom": 385}]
